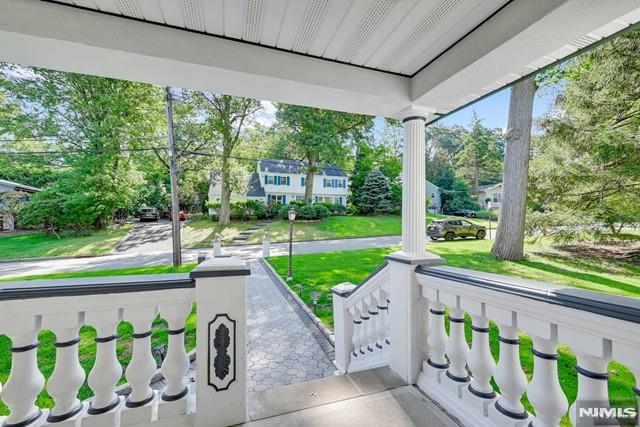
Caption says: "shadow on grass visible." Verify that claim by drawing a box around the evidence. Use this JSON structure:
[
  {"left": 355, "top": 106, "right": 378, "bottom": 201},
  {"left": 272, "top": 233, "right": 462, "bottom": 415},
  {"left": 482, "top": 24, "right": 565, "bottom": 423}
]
[{"left": 518, "top": 260, "right": 640, "bottom": 296}]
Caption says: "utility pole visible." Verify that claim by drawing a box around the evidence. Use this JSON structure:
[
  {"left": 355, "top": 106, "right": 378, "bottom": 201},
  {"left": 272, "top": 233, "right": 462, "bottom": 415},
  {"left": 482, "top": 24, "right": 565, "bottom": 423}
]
[{"left": 166, "top": 86, "right": 182, "bottom": 267}]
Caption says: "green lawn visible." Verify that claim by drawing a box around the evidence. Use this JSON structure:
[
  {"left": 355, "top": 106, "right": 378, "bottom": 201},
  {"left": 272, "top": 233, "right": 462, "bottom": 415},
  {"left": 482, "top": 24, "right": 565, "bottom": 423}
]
[
  {"left": 186, "top": 214, "right": 462, "bottom": 247},
  {"left": 0, "top": 225, "right": 132, "bottom": 260},
  {"left": 266, "top": 239, "right": 638, "bottom": 426},
  {"left": 182, "top": 219, "right": 258, "bottom": 248},
  {"left": 0, "top": 263, "right": 197, "bottom": 416}
]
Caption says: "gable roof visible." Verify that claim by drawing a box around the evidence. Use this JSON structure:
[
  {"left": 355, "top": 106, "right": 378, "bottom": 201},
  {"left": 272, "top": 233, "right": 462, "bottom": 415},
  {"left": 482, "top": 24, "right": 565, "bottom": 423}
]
[
  {"left": 258, "top": 159, "right": 347, "bottom": 177},
  {"left": 477, "top": 183, "right": 502, "bottom": 193},
  {"left": 246, "top": 173, "right": 266, "bottom": 197},
  {"left": 0, "top": 179, "right": 41, "bottom": 193}
]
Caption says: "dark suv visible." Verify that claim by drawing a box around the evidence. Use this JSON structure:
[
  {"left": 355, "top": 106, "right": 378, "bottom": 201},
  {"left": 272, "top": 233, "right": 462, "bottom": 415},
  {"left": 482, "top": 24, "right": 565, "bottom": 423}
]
[{"left": 427, "top": 218, "right": 486, "bottom": 241}]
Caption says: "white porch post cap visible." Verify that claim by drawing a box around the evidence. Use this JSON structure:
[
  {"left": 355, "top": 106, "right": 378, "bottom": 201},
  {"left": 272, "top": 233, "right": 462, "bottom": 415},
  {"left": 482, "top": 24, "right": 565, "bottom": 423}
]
[
  {"left": 394, "top": 106, "right": 435, "bottom": 121},
  {"left": 331, "top": 282, "right": 357, "bottom": 297},
  {"left": 190, "top": 256, "right": 250, "bottom": 278},
  {"left": 386, "top": 250, "right": 445, "bottom": 266}
]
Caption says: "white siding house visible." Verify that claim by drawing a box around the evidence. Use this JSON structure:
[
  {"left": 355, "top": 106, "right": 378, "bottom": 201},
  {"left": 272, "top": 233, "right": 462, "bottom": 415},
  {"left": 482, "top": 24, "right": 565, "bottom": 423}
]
[
  {"left": 426, "top": 181, "right": 442, "bottom": 214},
  {"left": 209, "top": 159, "right": 349, "bottom": 207},
  {"left": 0, "top": 179, "right": 41, "bottom": 231},
  {"left": 477, "top": 183, "right": 503, "bottom": 210}
]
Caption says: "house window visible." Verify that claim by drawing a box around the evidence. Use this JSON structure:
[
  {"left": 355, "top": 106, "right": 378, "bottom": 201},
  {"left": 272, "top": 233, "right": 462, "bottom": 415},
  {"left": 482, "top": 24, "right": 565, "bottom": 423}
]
[
  {"left": 267, "top": 194, "right": 286, "bottom": 205},
  {"left": 493, "top": 193, "right": 500, "bottom": 203},
  {"left": 265, "top": 175, "right": 275, "bottom": 185}
]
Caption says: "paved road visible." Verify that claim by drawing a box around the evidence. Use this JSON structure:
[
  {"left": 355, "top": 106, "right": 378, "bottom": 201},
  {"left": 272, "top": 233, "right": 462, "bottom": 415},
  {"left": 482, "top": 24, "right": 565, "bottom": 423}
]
[{"left": 0, "top": 235, "right": 402, "bottom": 279}]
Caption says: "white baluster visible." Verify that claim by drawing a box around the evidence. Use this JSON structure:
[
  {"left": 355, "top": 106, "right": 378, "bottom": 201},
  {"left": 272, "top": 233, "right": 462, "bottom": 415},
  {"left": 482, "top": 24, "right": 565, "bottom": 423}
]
[
  {"left": 363, "top": 299, "right": 376, "bottom": 356},
  {"left": 374, "top": 290, "right": 387, "bottom": 352},
  {"left": 83, "top": 309, "right": 123, "bottom": 427},
  {"left": 464, "top": 310, "right": 497, "bottom": 416},
  {"left": 121, "top": 305, "right": 159, "bottom": 426},
  {"left": 358, "top": 302, "right": 369, "bottom": 358},
  {"left": 445, "top": 306, "right": 470, "bottom": 388},
  {"left": 0, "top": 315, "right": 45, "bottom": 426},
  {"left": 491, "top": 324, "right": 529, "bottom": 424},
  {"left": 426, "top": 301, "right": 449, "bottom": 378},
  {"left": 158, "top": 301, "right": 192, "bottom": 419},
  {"left": 43, "top": 312, "right": 86, "bottom": 423},
  {"left": 349, "top": 306, "right": 361, "bottom": 365},
  {"left": 527, "top": 335, "right": 568, "bottom": 427},
  {"left": 381, "top": 290, "right": 391, "bottom": 347}
]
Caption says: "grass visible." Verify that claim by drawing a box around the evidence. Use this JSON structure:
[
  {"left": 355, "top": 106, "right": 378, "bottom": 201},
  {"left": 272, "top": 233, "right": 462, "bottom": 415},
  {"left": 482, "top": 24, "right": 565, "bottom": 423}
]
[
  {"left": 266, "top": 239, "right": 639, "bottom": 426},
  {"left": 0, "top": 263, "right": 197, "bottom": 416},
  {"left": 186, "top": 214, "right": 463, "bottom": 247},
  {"left": 182, "top": 219, "right": 258, "bottom": 248},
  {"left": 0, "top": 225, "right": 132, "bottom": 260}
]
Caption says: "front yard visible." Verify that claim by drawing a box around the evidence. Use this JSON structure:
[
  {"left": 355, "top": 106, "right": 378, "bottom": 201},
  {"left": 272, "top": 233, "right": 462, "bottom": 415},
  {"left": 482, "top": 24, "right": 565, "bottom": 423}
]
[
  {"left": 0, "top": 224, "right": 132, "bottom": 260},
  {"left": 267, "top": 238, "right": 639, "bottom": 426}
]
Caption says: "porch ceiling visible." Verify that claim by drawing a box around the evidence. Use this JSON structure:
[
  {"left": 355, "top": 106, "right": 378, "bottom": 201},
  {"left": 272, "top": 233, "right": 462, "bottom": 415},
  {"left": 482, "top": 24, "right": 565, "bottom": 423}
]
[{"left": 0, "top": 0, "right": 639, "bottom": 118}]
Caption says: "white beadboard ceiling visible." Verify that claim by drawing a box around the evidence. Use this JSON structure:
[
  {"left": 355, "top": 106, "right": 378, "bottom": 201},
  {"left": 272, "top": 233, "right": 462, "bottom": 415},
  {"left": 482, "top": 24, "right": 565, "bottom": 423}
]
[{"left": 44, "top": 0, "right": 509, "bottom": 76}]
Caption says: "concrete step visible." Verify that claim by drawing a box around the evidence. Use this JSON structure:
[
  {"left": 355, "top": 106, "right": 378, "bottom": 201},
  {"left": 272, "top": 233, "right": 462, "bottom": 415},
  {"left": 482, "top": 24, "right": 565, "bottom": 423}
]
[{"left": 243, "top": 367, "right": 459, "bottom": 427}]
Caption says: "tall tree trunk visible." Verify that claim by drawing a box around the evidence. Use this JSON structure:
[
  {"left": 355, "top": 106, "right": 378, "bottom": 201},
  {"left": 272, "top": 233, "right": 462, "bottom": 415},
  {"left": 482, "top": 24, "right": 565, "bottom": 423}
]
[
  {"left": 218, "top": 149, "right": 231, "bottom": 225},
  {"left": 304, "top": 156, "right": 316, "bottom": 204},
  {"left": 491, "top": 77, "right": 537, "bottom": 260}
]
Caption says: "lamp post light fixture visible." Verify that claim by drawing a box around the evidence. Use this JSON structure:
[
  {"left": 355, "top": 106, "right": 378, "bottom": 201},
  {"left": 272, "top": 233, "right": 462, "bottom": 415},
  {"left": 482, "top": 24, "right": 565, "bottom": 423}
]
[
  {"left": 310, "top": 291, "right": 322, "bottom": 314},
  {"left": 286, "top": 208, "right": 297, "bottom": 281}
]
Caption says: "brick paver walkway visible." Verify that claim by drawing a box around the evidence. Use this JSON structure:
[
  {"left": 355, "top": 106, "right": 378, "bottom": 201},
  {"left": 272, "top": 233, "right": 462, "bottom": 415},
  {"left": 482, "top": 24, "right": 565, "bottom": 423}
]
[{"left": 246, "top": 260, "right": 336, "bottom": 392}]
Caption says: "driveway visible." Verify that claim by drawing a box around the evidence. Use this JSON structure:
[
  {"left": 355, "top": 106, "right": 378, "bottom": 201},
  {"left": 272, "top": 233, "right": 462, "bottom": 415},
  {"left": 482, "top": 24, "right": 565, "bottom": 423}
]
[{"left": 115, "top": 220, "right": 175, "bottom": 253}]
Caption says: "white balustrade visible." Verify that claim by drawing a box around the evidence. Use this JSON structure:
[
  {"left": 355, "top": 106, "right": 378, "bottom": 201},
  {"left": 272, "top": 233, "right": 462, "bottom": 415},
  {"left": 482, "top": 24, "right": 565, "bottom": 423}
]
[
  {"left": 0, "top": 272, "right": 224, "bottom": 427},
  {"left": 332, "top": 263, "right": 391, "bottom": 373},
  {"left": 414, "top": 265, "right": 639, "bottom": 427}
]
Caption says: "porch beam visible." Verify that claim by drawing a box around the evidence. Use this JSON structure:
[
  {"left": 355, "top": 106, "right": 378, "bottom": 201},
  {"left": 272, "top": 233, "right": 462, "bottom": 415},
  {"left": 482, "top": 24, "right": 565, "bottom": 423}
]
[{"left": 0, "top": 0, "right": 410, "bottom": 118}]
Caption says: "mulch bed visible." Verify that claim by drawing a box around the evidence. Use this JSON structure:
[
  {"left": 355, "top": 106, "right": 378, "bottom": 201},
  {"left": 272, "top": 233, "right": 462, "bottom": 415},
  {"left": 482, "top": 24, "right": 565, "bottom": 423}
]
[{"left": 535, "top": 240, "right": 640, "bottom": 265}]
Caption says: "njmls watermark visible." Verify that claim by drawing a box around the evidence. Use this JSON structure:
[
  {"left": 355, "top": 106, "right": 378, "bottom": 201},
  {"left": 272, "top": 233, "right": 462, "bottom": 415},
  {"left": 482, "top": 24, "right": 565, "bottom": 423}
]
[{"left": 575, "top": 400, "right": 638, "bottom": 426}]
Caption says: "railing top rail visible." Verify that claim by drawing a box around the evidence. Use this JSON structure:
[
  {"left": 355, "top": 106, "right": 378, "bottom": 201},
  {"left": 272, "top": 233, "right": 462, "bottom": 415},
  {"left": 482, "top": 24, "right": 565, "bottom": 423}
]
[
  {"left": 417, "top": 265, "right": 640, "bottom": 324},
  {"left": 0, "top": 273, "right": 194, "bottom": 301},
  {"left": 340, "top": 260, "right": 389, "bottom": 301}
]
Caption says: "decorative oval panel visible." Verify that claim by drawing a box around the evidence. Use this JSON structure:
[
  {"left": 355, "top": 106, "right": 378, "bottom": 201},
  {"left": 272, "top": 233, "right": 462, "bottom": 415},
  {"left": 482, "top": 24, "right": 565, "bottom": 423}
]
[{"left": 207, "top": 313, "right": 237, "bottom": 391}]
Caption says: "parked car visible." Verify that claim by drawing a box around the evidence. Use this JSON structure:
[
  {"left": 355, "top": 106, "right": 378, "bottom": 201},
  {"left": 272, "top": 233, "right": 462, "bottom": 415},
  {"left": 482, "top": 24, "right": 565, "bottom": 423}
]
[
  {"left": 427, "top": 218, "right": 486, "bottom": 241},
  {"left": 169, "top": 210, "right": 187, "bottom": 221},
  {"left": 139, "top": 207, "right": 159, "bottom": 222},
  {"left": 452, "top": 209, "right": 477, "bottom": 218}
]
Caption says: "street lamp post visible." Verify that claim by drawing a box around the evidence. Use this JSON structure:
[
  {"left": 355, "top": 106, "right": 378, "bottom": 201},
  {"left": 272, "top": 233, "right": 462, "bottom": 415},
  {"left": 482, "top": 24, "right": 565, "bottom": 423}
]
[{"left": 287, "top": 208, "right": 297, "bottom": 281}]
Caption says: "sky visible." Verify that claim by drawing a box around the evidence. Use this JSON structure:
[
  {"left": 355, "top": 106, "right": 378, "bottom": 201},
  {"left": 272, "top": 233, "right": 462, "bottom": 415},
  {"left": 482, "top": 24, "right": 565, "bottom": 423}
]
[{"left": 437, "top": 85, "right": 556, "bottom": 130}]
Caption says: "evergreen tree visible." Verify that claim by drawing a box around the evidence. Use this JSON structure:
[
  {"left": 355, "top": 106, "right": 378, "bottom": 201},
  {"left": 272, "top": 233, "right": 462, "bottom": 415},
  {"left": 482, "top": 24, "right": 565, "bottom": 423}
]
[{"left": 360, "top": 169, "right": 392, "bottom": 214}]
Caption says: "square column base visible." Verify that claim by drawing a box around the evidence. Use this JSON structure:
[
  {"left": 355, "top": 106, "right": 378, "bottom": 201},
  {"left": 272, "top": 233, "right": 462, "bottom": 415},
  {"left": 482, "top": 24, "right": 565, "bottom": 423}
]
[
  {"left": 120, "top": 391, "right": 158, "bottom": 426},
  {"left": 487, "top": 403, "right": 531, "bottom": 427},
  {"left": 461, "top": 384, "right": 497, "bottom": 417},
  {"left": 43, "top": 403, "right": 87, "bottom": 427},
  {"left": 80, "top": 398, "right": 123, "bottom": 427},
  {"left": 158, "top": 391, "right": 190, "bottom": 419}
]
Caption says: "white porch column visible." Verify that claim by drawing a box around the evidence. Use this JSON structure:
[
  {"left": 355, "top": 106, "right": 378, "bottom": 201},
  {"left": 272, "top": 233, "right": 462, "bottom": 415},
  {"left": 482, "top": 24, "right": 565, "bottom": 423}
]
[
  {"left": 402, "top": 114, "right": 427, "bottom": 255},
  {"left": 388, "top": 112, "right": 444, "bottom": 384}
]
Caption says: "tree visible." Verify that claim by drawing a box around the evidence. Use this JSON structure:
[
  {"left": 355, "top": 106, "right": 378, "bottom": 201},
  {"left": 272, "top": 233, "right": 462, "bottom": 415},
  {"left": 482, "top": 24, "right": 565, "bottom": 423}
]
[
  {"left": 276, "top": 104, "right": 372, "bottom": 203},
  {"left": 1, "top": 64, "right": 165, "bottom": 230},
  {"left": 492, "top": 76, "right": 537, "bottom": 260},
  {"left": 455, "top": 114, "right": 504, "bottom": 195},
  {"left": 436, "top": 168, "right": 480, "bottom": 212},
  {"left": 529, "top": 28, "right": 640, "bottom": 236},
  {"left": 359, "top": 169, "right": 392, "bottom": 214},
  {"left": 180, "top": 92, "right": 261, "bottom": 225},
  {"left": 425, "top": 124, "right": 465, "bottom": 183}
]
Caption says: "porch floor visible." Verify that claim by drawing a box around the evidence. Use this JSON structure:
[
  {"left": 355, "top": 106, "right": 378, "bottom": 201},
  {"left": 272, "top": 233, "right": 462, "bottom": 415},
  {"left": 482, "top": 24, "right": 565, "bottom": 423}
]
[{"left": 244, "top": 367, "right": 459, "bottom": 426}]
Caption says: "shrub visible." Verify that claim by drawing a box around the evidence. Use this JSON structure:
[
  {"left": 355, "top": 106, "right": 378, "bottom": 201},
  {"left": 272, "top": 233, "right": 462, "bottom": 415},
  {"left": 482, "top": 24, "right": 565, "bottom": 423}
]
[
  {"left": 329, "top": 203, "right": 347, "bottom": 216},
  {"left": 297, "top": 205, "right": 317, "bottom": 220},
  {"left": 313, "top": 204, "right": 330, "bottom": 219},
  {"left": 476, "top": 210, "right": 498, "bottom": 221}
]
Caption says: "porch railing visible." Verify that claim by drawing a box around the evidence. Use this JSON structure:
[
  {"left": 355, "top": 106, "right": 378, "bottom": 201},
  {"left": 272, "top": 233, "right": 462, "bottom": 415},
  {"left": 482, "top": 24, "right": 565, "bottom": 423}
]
[
  {"left": 0, "top": 257, "right": 250, "bottom": 427},
  {"left": 332, "top": 262, "right": 391, "bottom": 373},
  {"left": 415, "top": 265, "right": 640, "bottom": 427}
]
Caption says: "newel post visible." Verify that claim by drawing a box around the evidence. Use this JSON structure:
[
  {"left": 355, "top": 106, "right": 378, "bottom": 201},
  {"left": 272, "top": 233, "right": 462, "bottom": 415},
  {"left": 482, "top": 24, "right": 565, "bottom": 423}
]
[
  {"left": 331, "top": 282, "right": 357, "bottom": 373},
  {"left": 191, "top": 257, "right": 250, "bottom": 427}
]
